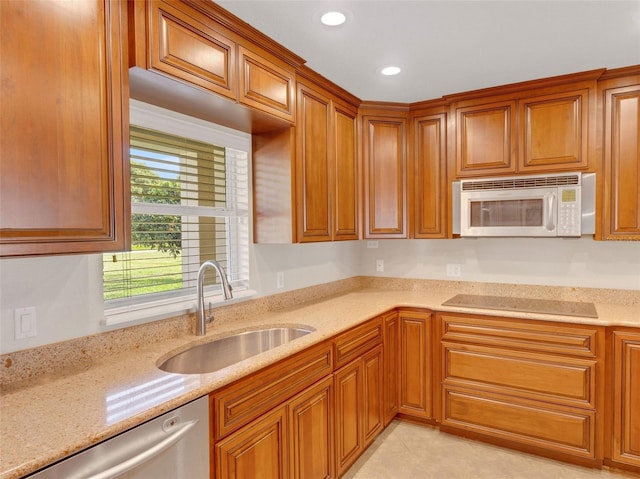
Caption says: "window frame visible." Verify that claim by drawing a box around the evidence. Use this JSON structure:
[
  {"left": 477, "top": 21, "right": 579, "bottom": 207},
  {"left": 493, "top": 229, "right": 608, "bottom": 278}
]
[{"left": 103, "top": 100, "right": 254, "bottom": 327}]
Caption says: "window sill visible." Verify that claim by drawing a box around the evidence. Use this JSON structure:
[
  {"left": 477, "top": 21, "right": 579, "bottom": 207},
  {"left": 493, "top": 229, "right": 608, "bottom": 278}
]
[{"left": 103, "top": 288, "right": 258, "bottom": 328}]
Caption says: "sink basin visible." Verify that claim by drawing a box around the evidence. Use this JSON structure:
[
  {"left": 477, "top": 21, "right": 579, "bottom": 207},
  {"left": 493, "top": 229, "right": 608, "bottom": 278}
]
[{"left": 158, "top": 326, "right": 315, "bottom": 374}]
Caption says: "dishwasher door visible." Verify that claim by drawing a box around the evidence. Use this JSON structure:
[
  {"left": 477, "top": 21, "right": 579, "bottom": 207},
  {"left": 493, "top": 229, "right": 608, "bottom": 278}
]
[{"left": 28, "top": 396, "right": 210, "bottom": 479}]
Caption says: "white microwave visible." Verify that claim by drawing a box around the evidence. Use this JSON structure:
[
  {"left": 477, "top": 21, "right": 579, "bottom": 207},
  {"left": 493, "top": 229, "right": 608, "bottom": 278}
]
[{"left": 452, "top": 172, "right": 595, "bottom": 237}]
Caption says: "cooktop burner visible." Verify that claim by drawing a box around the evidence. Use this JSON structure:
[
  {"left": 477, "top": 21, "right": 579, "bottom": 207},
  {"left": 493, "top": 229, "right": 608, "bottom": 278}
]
[{"left": 441, "top": 294, "right": 598, "bottom": 318}]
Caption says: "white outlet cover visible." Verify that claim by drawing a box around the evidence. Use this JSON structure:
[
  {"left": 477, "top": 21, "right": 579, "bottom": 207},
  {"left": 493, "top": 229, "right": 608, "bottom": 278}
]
[{"left": 14, "top": 306, "right": 37, "bottom": 339}]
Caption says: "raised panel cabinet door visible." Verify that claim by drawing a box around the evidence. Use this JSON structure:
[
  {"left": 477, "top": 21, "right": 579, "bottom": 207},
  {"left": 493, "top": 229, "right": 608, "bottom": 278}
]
[
  {"left": 333, "top": 104, "right": 359, "bottom": 240},
  {"left": 603, "top": 85, "right": 640, "bottom": 239},
  {"left": 0, "top": 0, "right": 128, "bottom": 256},
  {"left": 455, "top": 100, "right": 517, "bottom": 177},
  {"left": 238, "top": 45, "right": 295, "bottom": 122},
  {"left": 149, "top": 0, "right": 236, "bottom": 99},
  {"left": 288, "top": 376, "right": 335, "bottom": 479},
  {"left": 412, "top": 113, "right": 447, "bottom": 238},
  {"left": 363, "top": 116, "right": 408, "bottom": 238},
  {"left": 216, "top": 406, "right": 289, "bottom": 479},
  {"left": 382, "top": 312, "right": 399, "bottom": 425},
  {"left": 362, "top": 345, "right": 384, "bottom": 446},
  {"left": 612, "top": 331, "right": 640, "bottom": 468},
  {"left": 334, "top": 360, "right": 363, "bottom": 476},
  {"left": 296, "top": 82, "right": 332, "bottom": 242},
  {"left": 519, "top": 90, "right": 590, "bottom": 172},
  {"left": 399, "top": 311, "right": 433, "bottom": 420}
]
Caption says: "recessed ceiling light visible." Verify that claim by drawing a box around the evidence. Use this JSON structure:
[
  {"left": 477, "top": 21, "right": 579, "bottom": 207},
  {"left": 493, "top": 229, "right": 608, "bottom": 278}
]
[
  {"left": 321, "top": 11, "right": 346, "bottom": 26},
  {"left": 381, "top": 66, "right": 401, "bottom": 76}
]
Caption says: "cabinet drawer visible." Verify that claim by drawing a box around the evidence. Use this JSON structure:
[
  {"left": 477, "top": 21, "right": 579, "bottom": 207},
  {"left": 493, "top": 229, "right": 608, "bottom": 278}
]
[
  {"left": 440, "top": 313, "right": 601, "bottom": 358},
  {"left": 334, "top": 317, "right": 383, "bottom": 369},
  {"left": 442, "top": 387, "right": 595, "bottom": 459},
  {"left": 212, "top": 341, "right": 332, "bottom": 439},
  {"left": 443, "top": 344, "right": 597, "bottom": 408}
]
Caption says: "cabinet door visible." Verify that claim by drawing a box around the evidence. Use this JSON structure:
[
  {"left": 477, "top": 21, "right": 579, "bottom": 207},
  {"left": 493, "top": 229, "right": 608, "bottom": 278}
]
[
  {"left": 296, "top": 82, "right": 332, "bottom": 242},
  {"left": 333, "top": 103, "right": 359, "bottom": 240},
  {"left": 519, "top": 89, "right": 590, "bottom": 172},
  {"left": 0, "top": 0, "right": 128, "bottom": 256},
  {"left": 238, "top": 45, "right": 295, "bottom": 122},
  {"left": 362, "top": 345, "right": 384, "bottom": 446},
  {"left": 363, "top": 116, "right": 408, "bottom": 238},
  {"left": 611, "top": 331, "right": 640, "bottom": 468},
  {"left": 603, "top": 85, "right": 640, "bottom": 239},
  {"left": 334, "top": 360, "right": 362, "bottom": 476},
  {"left": 148, "top": 0, "right": 236, "bottom": 99},
  {"left": 288, "top": 377, "right": 334, "bottom": 479},
  {"left": 399, "top": 311, "right": 433, "bottom": 420},
  {"left": 412, "top": 113, "right": 447, "bottom": 238},
  {"left": 382, "top": 312, "right": 399, "bottom": 425},
  {"left": 455, "top": 100, "right": 517, "bottom": 177},
  {"left": 216, "top": 406, "right": 289, "bottom": 479}
]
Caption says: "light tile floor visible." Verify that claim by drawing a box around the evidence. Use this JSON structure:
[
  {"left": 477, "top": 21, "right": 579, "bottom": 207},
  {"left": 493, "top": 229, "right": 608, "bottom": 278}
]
[{"left": 342, "top": 421, "right": 633, "bottom": 479}]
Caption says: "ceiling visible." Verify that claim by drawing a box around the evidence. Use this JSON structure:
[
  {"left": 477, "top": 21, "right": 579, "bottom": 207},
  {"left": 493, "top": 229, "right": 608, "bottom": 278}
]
[{"left": 216, "top": 1, "right": 640, "bottom": 103}]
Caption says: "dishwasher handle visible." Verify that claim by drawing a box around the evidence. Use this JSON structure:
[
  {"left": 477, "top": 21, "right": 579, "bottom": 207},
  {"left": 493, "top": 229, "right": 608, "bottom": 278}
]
[{"left": 86, "top": 418, "right": 199, "bottom": 479}]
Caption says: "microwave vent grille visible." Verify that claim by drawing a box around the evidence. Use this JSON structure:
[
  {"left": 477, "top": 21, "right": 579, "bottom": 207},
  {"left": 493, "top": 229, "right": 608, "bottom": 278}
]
[{"left": 461, "top": 174, "right": 580, "bottom": 191}]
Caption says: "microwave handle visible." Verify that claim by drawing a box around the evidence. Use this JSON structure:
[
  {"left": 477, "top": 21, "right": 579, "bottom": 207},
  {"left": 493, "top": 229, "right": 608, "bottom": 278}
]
[{"left": 544, "top": 192, "right": 556, "bottom": 231}]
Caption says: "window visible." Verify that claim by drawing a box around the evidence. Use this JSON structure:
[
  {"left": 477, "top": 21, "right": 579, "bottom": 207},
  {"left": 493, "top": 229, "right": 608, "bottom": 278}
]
[{"left": 103, "top": 101, "right": 250, "bottom": 325}]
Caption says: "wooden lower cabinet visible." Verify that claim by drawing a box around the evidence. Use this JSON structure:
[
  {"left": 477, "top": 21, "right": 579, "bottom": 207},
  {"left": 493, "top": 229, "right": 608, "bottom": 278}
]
[
  {"left": 609, "top": 329, "right": 640, "bottom": 471},
  {"left": 215, "top": 376, "right": 334, "bottom": 479},
  {"left": 382, "top": 312, "right": 399, "bottom": 425},
  {"left": 289, "top": 377, "right": 335, "bottom": 479},
  {"left": 398, "top": 310, "right": 433, "bottom": 421},
  {"left": 215, "top": 406, "right": 289, "bottom": 479},
  {"left": 438, "top": 312, "right": 604, "bottom": 465},
  {"left": 334, "top": 344, "right": 383, "bottom": 476}
]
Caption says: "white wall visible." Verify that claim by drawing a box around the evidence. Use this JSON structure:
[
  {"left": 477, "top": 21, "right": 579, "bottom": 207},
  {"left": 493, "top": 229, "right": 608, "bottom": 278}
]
[
  {"left": 360, "top": 238, "right": 640, "bottom": 290},
  {"left": 1, "top": 238, "right": 639, "bottom": 354}
]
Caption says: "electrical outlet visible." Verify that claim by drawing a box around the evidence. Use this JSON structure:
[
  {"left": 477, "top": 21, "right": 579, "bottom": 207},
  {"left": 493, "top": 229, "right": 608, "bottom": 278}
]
[
  {"left": 376, "top": 259, "right": 384, "bottom": 272},
  {"left": 276, "top": 271, "right": 285, "bottom": 289},
  {"left": 446, "top": 263, "right": 461, "bottom": 277},
  {"left": 14, "top": 307, "right": 37, "bottom": 339},
  {"left": 367, "top": 240, "right": 379, "bottom": 249}
]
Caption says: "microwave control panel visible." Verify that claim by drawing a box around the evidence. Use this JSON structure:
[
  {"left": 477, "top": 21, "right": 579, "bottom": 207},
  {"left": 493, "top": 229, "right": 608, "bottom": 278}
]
[{"left": 557, "top": 187, "right": 581, "bottom": 236}]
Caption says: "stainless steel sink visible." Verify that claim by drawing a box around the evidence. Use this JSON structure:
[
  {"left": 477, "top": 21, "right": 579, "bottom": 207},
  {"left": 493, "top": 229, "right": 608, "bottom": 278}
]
[{"left": 158, "top": 326, "right": 315, "bottom": 374}]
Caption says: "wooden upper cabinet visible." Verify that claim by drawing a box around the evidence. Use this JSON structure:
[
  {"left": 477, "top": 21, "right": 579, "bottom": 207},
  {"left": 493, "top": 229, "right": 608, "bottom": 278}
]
[
  {"left": 455, "top": 99, "right": 517, "bottom": 176},
  {"left": 450, "top": 71, "right": 600, "bottom": 178},
  {"left": 296, "top": 82, "right": 332, "bottom": 242},
  {"left": 333, "top": 103, "right": 359, "bottom": 240},
  {"left": 599, "top": 69, "right": 640, "bottom": 240},
  {"left": 519, "top": 89, "right": 589, "bottom": 172},
  {"left": 147, "top": 0, "right": 236, "bottom": 99},
  {"left": 362, "top": 109, "right": 409, "bottom": 238},
  {"left": 411, "top": 109, "right": 448, "bottom": 238},
  {"left": 130, "top": 0, "right": 301, "bottom": 129},
  {"left": 0, "top": 0, "right": 129, "bottom": 256},
  {"left": 238, "top": 45, "right": 296, "bottom": 123},
  {"left": 295, "top": 74, "right": 359, "bottom": 243}
]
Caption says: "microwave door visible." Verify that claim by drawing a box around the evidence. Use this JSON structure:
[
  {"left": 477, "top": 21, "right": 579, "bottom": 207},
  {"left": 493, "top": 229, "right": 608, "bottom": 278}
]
[{"left": 461, "top": 188, "right": 557, "bottom": 237}]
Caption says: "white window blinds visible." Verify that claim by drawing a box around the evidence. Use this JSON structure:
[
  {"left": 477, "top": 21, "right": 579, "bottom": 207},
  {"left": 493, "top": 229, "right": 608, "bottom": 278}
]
[{"left": 103, "top": 124, "right": 249, "bottom": 307}]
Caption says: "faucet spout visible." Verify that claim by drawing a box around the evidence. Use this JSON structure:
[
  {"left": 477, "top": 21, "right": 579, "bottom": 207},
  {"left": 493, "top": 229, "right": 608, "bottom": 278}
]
[{"left": 196, "top": 260, "right": 233, "bottom": 336}]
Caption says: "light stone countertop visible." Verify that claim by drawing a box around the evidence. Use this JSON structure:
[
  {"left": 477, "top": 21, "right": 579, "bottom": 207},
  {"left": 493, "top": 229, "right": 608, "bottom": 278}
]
[{"left": 1, "top": 281, "right": 639, "bottom": 479}]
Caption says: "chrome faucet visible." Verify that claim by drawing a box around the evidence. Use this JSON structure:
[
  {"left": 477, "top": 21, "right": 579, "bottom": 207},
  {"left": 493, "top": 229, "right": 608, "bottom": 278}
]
[{"left": 196, "top": 260, "right": 233, "bottom": 336}]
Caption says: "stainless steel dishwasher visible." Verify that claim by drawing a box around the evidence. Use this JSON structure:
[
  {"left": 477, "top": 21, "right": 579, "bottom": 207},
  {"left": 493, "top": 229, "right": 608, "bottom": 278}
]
[{"left": 28, "top": 396, "right": 210, "bottom": 479}]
